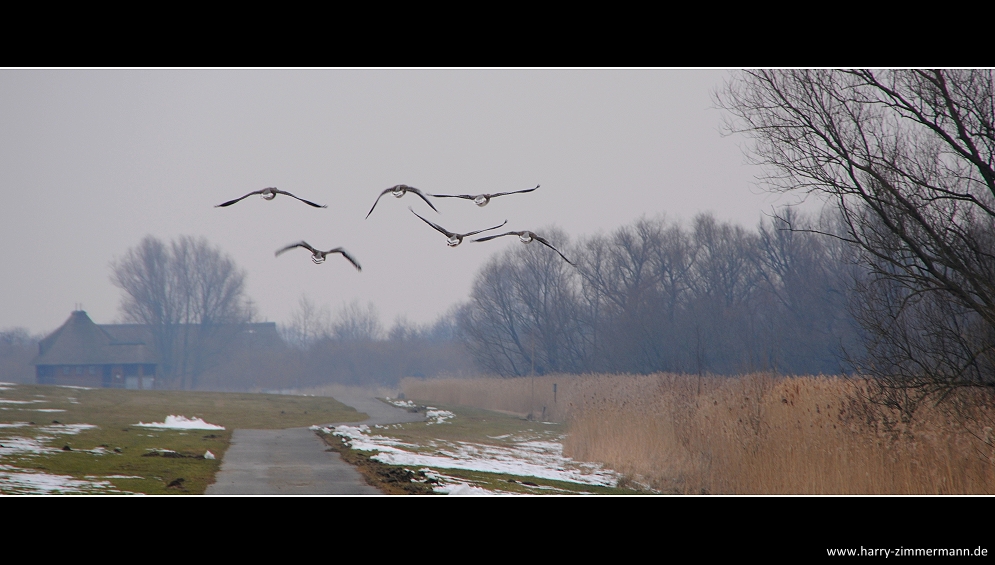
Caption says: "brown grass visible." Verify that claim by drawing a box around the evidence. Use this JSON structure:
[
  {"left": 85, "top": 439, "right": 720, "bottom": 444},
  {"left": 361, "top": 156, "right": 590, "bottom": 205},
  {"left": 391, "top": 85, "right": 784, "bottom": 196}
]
[{"left": 401, "top": 373, "right": 995, "bottom": 494}]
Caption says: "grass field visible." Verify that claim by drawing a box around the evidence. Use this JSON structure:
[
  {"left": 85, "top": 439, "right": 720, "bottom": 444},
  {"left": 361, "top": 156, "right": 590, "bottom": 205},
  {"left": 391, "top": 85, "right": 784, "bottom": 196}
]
[{"left": 0, "top": 382, "right": 365, "bottom": 494}]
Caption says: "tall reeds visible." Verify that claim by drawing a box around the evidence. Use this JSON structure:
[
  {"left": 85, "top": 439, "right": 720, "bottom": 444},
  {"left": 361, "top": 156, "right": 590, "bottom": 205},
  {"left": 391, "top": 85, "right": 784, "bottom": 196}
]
[{"left": 401, "top": 373, "right": 995, "bottom": 494}]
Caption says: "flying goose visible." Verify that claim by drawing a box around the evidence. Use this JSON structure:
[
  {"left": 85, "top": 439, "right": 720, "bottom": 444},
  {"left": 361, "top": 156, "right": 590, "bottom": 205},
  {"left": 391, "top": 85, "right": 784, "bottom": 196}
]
[
  {"left": 410, "top": 208, "right": 507, "bottom": 247},
  {"left": 366, "top": 185, "right": 439, "bottom": 219},
  {"left": 215, "top": 187, "right": 327, "bottom": 208},
  {"left": 473, "top": 230, "right": 575, "bottom": 265},
  {"left": 430, "top": 184, "right": 539, "bottom": 207},
  {"left": 275, "top": 242, "right": 362, "bottom": 270}
]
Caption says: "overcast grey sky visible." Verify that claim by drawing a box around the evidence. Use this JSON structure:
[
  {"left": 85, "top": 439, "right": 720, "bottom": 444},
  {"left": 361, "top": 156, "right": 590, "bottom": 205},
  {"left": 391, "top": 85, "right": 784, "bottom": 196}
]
[{"left": 1, "top": 69, "right": 801, "bottom": 335}]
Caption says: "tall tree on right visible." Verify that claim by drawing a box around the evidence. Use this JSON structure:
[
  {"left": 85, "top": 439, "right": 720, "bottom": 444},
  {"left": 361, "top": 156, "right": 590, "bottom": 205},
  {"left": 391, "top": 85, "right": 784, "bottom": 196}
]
[{"left": 716, "top": 69, "right": 995, "bottom": 413}]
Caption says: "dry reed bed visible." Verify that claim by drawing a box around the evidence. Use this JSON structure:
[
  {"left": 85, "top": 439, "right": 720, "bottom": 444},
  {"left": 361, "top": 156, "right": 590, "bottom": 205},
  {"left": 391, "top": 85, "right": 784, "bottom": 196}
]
[
  {"left": 401, "top": 373, "right": 995, "bottom": 494},
  {"left": 401, "top": 374, "right": 566, "bottom": 421}
]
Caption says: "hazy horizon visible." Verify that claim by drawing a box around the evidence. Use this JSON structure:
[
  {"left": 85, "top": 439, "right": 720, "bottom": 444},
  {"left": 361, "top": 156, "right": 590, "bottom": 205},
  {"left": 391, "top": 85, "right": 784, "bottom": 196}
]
[{"left": 1, "top": 69, "right": 807, "bottom": 336}]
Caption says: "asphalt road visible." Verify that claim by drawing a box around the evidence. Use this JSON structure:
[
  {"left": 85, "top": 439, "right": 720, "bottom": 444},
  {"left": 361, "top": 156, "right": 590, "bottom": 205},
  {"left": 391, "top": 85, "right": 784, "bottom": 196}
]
[{"left": 205, "top": 391, "right": 424, "bottom": 495}]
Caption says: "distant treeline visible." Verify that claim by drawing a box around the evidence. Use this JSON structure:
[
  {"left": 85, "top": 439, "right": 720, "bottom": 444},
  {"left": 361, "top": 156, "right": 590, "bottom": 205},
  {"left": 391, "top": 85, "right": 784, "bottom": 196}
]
[
  {"left": 3, "top": 208, "right": 868, "bottom": 389},
  {"left": 196, "top": 300, "right": 476, "bottom": 391},
  {"left": 456, "top": 209, "right": 863, "bottom": 377}
]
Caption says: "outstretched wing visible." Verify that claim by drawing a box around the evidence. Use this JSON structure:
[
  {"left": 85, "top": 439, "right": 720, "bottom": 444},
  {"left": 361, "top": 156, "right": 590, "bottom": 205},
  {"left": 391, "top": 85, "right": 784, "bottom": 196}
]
[
  {"left": 407, "top": 187, "right": 440, "bottom": 213},
  {"left": 275, "top": 241, "right": 316, "bottom": 257},
  {"left": 331, "top": 248, "right": 362, "bottom": 271},
  {"left": 215, "top": 189, "right": 263, "bottom": 207},
  {"left": 410, "top": 207, "right": 453, "bottom": 237},
  {"left": 463, "top": 220, "right": 509, "bottom": 238},
  {"left": 472, "top": 231, "right": 518, "bottom": 243},
  {"left": 278, "top": 190, "right": 327, "bottom": 208},
  {"left": 365, "top": 188, "right": 393, "bottom": 219},
  {"left": 533, "top": 234, "right": 575, "bottom": 265},
  {"left": 428, "top": 193, "right": 475, "bottom": 200},
  {"left": 488, "top": 184, "right": 540, "bottom": 199}
]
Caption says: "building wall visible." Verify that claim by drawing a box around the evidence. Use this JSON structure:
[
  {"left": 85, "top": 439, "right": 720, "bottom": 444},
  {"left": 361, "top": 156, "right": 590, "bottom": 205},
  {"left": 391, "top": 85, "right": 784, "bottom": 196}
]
[{"left": 36, "top": 364, "right": 156, "bottom": 389}]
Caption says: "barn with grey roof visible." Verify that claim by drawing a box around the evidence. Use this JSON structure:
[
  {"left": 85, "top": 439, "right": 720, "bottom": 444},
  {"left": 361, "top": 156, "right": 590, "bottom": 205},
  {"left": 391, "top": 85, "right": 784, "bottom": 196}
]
[{"left": 32, "top": 310, "right": 158, "bottom": 388}]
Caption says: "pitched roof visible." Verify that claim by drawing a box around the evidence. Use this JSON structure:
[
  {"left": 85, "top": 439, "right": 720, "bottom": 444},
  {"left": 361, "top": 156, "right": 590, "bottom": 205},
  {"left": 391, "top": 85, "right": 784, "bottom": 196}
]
[{"left": 32, "top": 311, "right": 157, "bottom": 366}]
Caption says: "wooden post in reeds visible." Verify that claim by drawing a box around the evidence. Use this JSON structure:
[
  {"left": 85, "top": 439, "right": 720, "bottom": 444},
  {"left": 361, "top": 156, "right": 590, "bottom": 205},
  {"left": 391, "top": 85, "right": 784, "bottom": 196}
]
[{"left": 530, "top": 329, "right": 535, "bottom": 421}]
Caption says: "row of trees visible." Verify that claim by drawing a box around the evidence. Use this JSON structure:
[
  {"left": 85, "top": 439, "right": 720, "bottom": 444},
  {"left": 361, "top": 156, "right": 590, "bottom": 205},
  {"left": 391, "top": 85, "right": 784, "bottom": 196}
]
[
  {"left": 457, "top": 210, "right": 859, "bottom": 377},
  {"left": 101, "top": 212, "right": 856, "bottom": 389}
]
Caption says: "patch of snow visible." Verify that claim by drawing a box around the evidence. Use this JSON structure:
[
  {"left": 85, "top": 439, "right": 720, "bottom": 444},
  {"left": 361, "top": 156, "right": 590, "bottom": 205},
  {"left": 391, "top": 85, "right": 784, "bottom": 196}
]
[
  {"left": 442, "top": 483, "right": 497, "bottom": 495},
  {"left": 135, "top": 415, "right": 224, "bottom": 430},
  {"left": 334, "top": 425, "right": 618, "bottom": 487},
  {"left": 37, "top": 424, "right": 97, "bottom": 435},
  {"left": 0, "top": 422, "right": 30, "bottom": 429},
  {"left": 0, "top": 399, "right": 45, "bottom": 404},
  {"left": 425, "top": 409, "right": 454, "bottom": 425},
  {"left": 56, "top": 385, "right": 93, "bottom": 390},
  {"left": 417, "top": 468, "right": 504, "bottom": 495},
  {"left": 204, "top": 450, "right": 215, "bottom": 460},
  {"left": 30, "top": 409, "right": 66, "bottom": 413},
  {"left": 0, "top": 468, "right": 131, "bottom": 494},
  {"left": 386, "top": 398, "right": 416, "bottom": 408},
  {"left": 327, "top": 425, "right": 420, "bottom": 452},
  {"left": 0, "top": 436, "right": 61, "bottom": 456}
]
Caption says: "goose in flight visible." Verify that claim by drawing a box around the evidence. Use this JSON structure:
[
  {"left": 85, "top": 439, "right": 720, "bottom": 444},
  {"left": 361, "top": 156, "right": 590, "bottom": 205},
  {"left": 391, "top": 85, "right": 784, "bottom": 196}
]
[
  {"left": 410, "top": 208, "right": 506, "bottom": 247},
  {"left": 430, "top": 184, "right": 539, "bottom": 207},
  {"left": 215, "top": 187, "right": 327, "bottom": 208},
  {"left": 473, "top": 230, "right": 575, "bottom": 265},
  {"left": 366, "top": 185, "right": 439, "bottom": 219},
  {"left": 275, "top": 242, "right": 362, "bottom": 270}
]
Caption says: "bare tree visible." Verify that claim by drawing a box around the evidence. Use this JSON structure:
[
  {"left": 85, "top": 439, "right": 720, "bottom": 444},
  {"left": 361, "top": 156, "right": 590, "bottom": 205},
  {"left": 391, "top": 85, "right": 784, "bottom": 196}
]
[
  {"left": 281, "top": 293, "right": 332, "bottom": 349},
  {"left": 460, "top": 226, "right": 582, "bottom": 376},
  {"left": 330, "top": 300, "right": 383, "bottom": 342},
  {"left": 0, "top": 328, "right": 39, "bottom": 383},
  {"left": 458, "top": 255, "right": 528, "bottom": 376},
  {"left": 111, "top": 235, "right": 255, "bottom": 389},
  {"left": 575, "top": 217, "right": 672, "bottom": 373},
  {"left": 716, "top": 69, "right": 995, "bottom": 407},
  {"left": 753, "top": 208, "right": 853, "bottom": 374}
]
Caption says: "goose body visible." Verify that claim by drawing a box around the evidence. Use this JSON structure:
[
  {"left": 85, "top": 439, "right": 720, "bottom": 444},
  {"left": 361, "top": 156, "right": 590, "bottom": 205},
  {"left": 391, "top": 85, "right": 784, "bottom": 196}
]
[
  {"left": 430, "top": 184, "right": 539, "bottom": 207},
  {"left": 275, "top": 242, "right": 361, "bottom": 270},
  {"left": 410, "top": 208, "right": 506, "bottom": 247},
  {"left": 216, "top": 187, "right": 327, "bottom": 208},
  {"left": 473, "top": 230, "right": 574, "bottom": 265},
  {"left": 366, "top": 185, "right": 439, "bottom": 219}
]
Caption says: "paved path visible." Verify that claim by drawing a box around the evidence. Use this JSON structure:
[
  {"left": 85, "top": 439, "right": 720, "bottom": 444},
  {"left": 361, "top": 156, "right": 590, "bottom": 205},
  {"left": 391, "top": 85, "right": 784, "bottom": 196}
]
[{"left": 205, "top": 391, "right": 424, "bottom": 495}]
